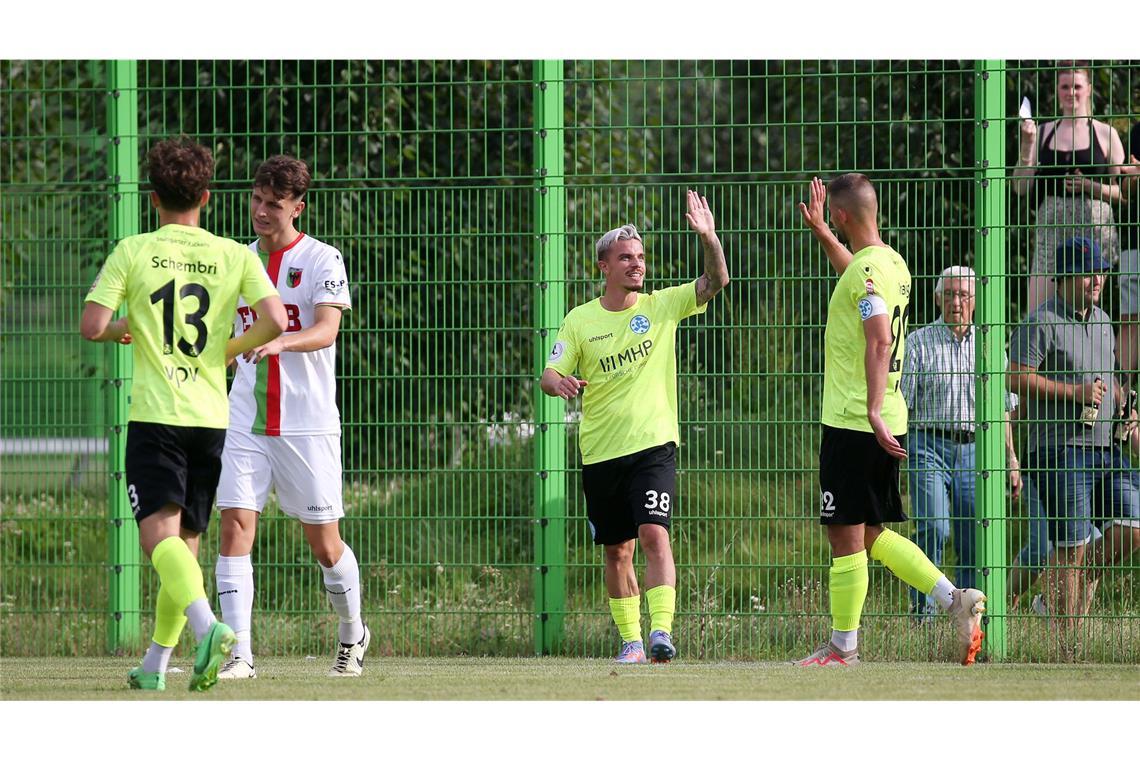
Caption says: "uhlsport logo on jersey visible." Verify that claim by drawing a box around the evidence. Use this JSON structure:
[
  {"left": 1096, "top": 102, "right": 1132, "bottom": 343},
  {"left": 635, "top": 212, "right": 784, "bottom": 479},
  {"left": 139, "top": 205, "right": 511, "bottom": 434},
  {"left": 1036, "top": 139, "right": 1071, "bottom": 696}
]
[
  {"left": 629, "top": 315, "right": 651, "bottom": 334},
  {"left": 287, "top": 267, "right": 303, "bottom": 288}
]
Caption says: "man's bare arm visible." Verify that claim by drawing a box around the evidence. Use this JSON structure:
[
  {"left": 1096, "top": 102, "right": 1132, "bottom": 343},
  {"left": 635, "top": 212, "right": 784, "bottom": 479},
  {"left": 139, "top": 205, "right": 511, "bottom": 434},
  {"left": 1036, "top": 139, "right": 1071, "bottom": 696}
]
[
  {"left": 686, "top": 190, "right": 729, "bottom": 305},
  {"left": 798, "top": 176, "right": 853, "bottom": 275}
]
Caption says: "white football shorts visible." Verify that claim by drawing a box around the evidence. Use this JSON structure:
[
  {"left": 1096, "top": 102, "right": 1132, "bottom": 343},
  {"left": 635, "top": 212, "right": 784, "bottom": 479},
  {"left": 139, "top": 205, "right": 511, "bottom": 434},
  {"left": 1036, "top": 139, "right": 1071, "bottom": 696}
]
[{"left": 216, "top": 428, "right": 344, "bottom": 524}]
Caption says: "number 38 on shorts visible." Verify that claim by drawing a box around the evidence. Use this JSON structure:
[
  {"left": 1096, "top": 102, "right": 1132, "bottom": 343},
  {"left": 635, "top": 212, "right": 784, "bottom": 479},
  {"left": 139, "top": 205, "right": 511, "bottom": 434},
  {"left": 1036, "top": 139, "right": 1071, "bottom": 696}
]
[{"left": 580, "top": 442, "right": 677, "bottom": 546}]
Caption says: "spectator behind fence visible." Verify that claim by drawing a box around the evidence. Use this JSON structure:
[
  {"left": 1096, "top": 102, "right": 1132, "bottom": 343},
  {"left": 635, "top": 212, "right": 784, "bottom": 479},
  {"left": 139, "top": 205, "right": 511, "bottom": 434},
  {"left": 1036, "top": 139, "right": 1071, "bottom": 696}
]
[
  {"left": 1012, "top": 62, "right": 1125, "bottom": 312},
  {"left": 1116, "top": 123, "right": 1140, "bottom": 388},
  {"left": 1009, "top": 237, "right": 1140, "bottom": 631},
  {"left": 900, "top": 266, "right": 1021, "bottom": 619}
]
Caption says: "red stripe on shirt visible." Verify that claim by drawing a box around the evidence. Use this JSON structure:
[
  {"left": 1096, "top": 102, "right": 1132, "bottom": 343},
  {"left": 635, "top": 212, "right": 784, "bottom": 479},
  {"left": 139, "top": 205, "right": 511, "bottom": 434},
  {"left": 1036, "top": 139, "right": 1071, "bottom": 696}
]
[{"left": 261, "top": 234, "right": 302, "bottom": 436}]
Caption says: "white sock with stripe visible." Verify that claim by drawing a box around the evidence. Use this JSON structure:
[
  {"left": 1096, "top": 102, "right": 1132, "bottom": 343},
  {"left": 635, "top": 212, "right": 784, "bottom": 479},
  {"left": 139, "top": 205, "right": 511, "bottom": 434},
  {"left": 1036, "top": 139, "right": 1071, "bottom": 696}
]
[
  {"left": 321, "top": 543, "right": 364, "bottom": 645},
  {"left": 216, "top": 554, "right": 255, "bottom": 663}
]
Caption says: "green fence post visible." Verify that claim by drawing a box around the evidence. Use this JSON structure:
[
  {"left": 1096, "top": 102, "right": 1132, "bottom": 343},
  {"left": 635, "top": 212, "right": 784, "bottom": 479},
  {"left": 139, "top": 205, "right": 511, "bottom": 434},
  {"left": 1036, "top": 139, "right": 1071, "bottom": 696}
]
[
  {"left": 106, "top": 59, "right": 140, "bottom": 654},
  {"left": 533, "top": 59, "right": 567, "bottom": 656},
  {"left": 973, "top": 59, "right": 1008, "bottom": 659}
]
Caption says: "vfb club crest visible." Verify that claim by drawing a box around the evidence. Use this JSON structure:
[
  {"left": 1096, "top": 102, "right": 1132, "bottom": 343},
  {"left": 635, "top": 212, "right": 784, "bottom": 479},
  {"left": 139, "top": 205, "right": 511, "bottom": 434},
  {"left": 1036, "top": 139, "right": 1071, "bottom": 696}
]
[
  {"left": 629, "top": 315, "right": 650, "bottom": 334},
  {"left": 287, "top": 268, "right": 303, "bottom": 288}
]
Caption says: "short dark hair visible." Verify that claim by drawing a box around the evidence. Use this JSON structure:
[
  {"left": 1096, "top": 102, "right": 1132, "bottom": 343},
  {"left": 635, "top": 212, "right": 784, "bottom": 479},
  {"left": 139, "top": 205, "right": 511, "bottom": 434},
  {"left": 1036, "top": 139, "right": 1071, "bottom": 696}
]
[
  {"left": 827, "top": 173, "right": 877, "bottom": 220},
  {"left": 146, "top": 138, "right": 214, "bottom": 212},
  {"left": 254, "top": 155, "right": 311, "bottom": 201}
]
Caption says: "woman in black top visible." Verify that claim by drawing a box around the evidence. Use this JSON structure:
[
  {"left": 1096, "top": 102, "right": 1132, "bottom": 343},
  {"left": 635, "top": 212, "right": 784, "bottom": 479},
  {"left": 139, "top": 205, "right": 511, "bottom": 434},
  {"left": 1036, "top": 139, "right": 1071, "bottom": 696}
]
[
  {"left": 1117, "top": 123, "right": 1140, "bottom": 384},
  {"left": 1012, "top": 63, "right": 1125, "bottom": 311}
]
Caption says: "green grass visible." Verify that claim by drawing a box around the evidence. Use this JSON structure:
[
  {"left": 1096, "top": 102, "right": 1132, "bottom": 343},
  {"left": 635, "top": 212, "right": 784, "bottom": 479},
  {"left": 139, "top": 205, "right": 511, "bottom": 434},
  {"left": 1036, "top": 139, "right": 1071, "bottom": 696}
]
[{"left": 2, "top": 657, "right": 1137, "bottom": 700}]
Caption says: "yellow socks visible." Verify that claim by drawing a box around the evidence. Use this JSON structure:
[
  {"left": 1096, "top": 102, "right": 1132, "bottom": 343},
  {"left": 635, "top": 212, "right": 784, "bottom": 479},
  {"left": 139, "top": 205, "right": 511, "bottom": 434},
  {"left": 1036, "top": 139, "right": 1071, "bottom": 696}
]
[
  {"left": 869, "top": 528, "right": 942, "bottom": 595},
  {"left": 829, "top": 552, "right": 868, "bottom": 632},
  {"left": 608, "top": 595, "right": 642, "bottom": 643},
  {"left": 151, "top": 536, "right": 208, "bottom": 611},
  {"left": 153, "top": 582, "right": 187, "bottom": 648},
  {"left": 646, "top": 585, "right": 676, "bottom": 635}
]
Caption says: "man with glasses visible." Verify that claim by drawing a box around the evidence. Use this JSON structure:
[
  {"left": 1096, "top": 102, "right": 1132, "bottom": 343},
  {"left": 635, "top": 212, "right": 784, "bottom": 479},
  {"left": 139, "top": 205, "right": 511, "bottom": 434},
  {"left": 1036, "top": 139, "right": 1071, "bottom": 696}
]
[{"left": 901, "top": 266, "right": 1022, "bottom": 619}]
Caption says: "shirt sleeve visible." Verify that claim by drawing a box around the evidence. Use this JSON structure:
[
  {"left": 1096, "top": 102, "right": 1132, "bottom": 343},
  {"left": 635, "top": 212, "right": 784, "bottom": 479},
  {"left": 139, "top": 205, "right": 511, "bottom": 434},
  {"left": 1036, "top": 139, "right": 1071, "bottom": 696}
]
[
  {"left": 311, "top": 247, "right": 351, "bottom": 310},
  {"left": 544, "top": 316, "right": 579, "bottom": 377},
  {"left": 850, "top": 259, "right": 889, "bottom": 309},
  {"left": 1003, "top": 352, "right": 1019, "bottom": 411},
  {"left": 660, "top": 281, "right": 708, "bottom": 321},
  {"left": 900, "top": 332, "right": 919, "bottom": 410},
  {"left": 1008, "top": 317, "right": 1047, "bottom": 370},
  {"left": 84, "top": 243, "right": 129, "bottom": 310},
  {"left": 239, "top": 246, "right": 279, "bottom": 306}
]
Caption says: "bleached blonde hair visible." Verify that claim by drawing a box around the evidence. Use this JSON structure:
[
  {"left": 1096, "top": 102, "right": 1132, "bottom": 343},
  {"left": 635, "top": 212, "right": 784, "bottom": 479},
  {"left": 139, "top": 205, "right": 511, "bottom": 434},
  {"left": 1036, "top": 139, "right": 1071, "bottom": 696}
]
[{"left": 595, "top": 224, "right": 642, "bottom": 259}]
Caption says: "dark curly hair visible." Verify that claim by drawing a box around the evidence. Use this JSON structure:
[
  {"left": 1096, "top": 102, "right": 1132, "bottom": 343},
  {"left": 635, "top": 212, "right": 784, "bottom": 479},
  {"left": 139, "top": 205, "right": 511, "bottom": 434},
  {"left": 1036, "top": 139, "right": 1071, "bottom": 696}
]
[
  {"left": 254, "top": 155, "right": 311, "bottom": 201},
  {"left": 146, "top": 137, "right": 214, "bottom": 212}
]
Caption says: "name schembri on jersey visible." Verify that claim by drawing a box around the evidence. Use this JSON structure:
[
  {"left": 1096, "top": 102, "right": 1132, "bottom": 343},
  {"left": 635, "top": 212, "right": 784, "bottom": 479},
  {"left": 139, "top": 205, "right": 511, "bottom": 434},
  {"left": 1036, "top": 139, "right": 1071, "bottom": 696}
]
[{"left": 151, "top": 256, "right": 218, "bottom": 275}]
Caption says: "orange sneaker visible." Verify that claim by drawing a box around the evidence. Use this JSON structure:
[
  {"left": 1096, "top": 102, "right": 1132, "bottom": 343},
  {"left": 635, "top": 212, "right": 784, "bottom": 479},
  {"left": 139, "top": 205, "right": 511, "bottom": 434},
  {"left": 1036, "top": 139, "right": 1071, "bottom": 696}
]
[{"left": 948, "top": 588, "right": 986, "bottom": 665}]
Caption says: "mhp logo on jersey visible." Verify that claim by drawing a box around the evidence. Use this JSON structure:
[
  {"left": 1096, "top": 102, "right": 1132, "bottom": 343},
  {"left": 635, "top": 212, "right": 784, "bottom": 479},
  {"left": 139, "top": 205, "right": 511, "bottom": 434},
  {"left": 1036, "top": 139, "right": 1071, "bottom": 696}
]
[
  {"left": 287, "top": 268, "right": 303, "bottom": 288},
  {"left": 629, "top": 315, "right": 650, "bottom": 334}
]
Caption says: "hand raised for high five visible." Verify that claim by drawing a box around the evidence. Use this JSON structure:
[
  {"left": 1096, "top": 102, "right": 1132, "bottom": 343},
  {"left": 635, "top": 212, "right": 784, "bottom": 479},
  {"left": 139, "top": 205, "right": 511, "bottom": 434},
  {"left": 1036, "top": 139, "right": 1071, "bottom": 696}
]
[
  {"left": 797, "top": 176, "right": 828, "bottom": 232},
  {"left": 685, "top": 189, "right": 715, "bottom": 238}
]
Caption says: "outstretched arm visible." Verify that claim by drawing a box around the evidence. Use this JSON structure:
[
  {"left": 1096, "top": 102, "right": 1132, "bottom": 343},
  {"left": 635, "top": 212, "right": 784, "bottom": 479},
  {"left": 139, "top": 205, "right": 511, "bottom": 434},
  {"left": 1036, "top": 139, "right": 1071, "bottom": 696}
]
[
  {"left": 243, "top": 304, "right": 343, "bottom": 363},
  {"left": 797, "top": 176, "right": 853, "bottom": 275},
  {"left": 687, "top": 190, "right": 729, "bottom": 306}
]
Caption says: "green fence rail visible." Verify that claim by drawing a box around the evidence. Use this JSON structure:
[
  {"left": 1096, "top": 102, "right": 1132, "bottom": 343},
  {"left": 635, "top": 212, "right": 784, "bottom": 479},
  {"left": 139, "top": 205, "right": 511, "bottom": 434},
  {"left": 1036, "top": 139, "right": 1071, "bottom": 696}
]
[{"left": 2, "top": 60, "right": 1137, "bottom": 663}]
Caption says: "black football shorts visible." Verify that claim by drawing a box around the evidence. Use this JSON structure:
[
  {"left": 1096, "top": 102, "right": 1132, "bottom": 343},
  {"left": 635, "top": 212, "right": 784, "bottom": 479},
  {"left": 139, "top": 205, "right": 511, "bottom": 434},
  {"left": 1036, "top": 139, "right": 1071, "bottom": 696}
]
[
  {"left": 581, "top": 442, "right": 677, "bottom": 546},
  {"left": 818, "top": 425, "right": 907, "bottom": 526},
  {"left": 125, "top": 421, "right": 226, "bottom": 534}
]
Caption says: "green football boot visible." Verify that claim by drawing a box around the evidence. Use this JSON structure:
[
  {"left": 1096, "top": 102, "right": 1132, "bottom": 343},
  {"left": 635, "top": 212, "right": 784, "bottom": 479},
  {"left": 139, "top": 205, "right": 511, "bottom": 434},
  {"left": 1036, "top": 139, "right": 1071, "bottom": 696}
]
[
  {"left": 128, "top": 666, "right": 166, "bottom": 691},
  {"left": 189, "top": 621, "right": 236, "bottom": 692}
]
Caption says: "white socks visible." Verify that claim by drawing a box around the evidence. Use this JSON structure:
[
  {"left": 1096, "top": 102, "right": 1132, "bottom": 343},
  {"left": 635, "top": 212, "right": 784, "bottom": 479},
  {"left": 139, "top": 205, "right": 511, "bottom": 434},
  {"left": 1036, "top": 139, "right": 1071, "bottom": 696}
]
[
  {"left": 831, "top": 629, "right": 858, "bottom": 652},
  {"left": 185, "top": 598, "right": 216, "bottom": 641},
  {"left": 322, "top": 543, "right": 364, "bottom": 645},
  {"left": 932, "top": 576, "right": 956, "bottom": 610},
  {"left": 141, "top": 642, "right": 173, "bottom": 674},
  {"left": 216, "top": 554, "right": 255, "bottom": 662}
]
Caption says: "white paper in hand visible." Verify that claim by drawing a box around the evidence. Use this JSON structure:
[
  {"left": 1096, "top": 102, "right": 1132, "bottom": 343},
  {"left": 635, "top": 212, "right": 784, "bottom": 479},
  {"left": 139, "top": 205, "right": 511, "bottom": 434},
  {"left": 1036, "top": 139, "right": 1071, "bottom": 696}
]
[{"left": 1019, "top": 97, "right": 1033, "bottom": 120}]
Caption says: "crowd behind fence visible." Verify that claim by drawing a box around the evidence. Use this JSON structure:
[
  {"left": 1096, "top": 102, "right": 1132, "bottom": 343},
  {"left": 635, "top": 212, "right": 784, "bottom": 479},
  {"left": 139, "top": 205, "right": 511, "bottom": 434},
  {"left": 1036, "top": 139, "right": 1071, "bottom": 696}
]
[{"left": 1, "top": 59, "right": 1137, "bottom": 662}]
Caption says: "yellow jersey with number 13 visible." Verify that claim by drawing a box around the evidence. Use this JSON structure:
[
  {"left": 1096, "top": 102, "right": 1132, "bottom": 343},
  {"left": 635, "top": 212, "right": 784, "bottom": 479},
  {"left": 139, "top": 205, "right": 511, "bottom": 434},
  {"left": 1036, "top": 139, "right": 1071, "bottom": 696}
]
[
  {"left": 821, "top": 245, "right": 911, "bottom": 436},
  {"left": 85, "top": 224, "right": 278, "bottom": 429}
]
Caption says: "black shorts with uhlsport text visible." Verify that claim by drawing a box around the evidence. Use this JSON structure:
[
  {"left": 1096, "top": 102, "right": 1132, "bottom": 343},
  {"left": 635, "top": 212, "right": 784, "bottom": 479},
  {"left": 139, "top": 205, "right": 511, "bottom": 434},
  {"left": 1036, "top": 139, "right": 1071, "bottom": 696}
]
[
  {"left": 818, "top": 425, "right": 907, "bottom": 526},
  {"left": 125, "top": 421, "right": 226, "bottom": 534},
  {"left": 581, "top": 442, "right": 676, "bottom": 545}
]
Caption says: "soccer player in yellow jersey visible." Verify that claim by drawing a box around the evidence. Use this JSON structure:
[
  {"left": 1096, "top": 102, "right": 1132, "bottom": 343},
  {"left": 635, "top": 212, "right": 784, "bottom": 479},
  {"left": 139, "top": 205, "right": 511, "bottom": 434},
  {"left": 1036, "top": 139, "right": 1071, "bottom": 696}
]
[
  {"left": 542, "top": 190, "right": 728, "bottom": 663},
  {"left": 795, "top": 174, "right": 987, "bottom": 667},
  {"left": 80, "top": 138, "right": 287, "bottom": 691}
]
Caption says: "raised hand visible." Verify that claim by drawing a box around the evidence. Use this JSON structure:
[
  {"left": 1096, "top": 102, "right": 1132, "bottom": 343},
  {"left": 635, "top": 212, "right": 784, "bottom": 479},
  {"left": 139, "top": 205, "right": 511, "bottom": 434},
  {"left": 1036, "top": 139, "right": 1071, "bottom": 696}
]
[
  {"left": 685, "top": 190, "right": 715, "bottom": 238},
  {"left": 797, "top": 176, "right": 828, "bottom": 231},
  {"left": 1020, "top": 117, "right": 1037, "bottom": 149}
]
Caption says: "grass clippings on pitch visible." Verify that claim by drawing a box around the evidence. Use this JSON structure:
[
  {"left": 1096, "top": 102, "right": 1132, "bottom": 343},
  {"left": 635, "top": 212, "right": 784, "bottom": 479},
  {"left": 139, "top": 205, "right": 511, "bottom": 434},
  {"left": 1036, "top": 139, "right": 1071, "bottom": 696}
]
[{"left": 2, "top": 657, "right": 1137, "bottom": 700}]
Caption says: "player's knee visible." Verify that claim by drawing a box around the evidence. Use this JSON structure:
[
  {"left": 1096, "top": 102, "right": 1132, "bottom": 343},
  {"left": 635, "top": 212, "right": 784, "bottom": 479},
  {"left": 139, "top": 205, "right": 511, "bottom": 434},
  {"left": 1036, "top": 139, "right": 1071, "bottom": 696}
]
[
  {"left": 219, "top": 509, "right": 257, "bottom": 554},
  {"left": 638, "top": 526, "right": 672, "bottom": 558},
  {"left": 604, "top": 542, "right": 635, "bottom": 567}
]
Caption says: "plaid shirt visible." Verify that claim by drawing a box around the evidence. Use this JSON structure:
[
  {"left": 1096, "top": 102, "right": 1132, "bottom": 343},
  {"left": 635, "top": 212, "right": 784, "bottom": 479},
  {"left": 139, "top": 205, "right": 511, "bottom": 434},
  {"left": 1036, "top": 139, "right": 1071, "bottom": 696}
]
[{"left": 901, "top": 318, "right": 1017, "bottom": 433}]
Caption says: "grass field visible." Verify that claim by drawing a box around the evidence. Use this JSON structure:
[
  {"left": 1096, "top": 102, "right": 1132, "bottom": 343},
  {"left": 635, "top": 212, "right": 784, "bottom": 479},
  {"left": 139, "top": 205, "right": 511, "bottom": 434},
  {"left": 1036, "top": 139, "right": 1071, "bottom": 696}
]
[{"left": 2, "top": 656, "right": 1137, "bottom": 700}]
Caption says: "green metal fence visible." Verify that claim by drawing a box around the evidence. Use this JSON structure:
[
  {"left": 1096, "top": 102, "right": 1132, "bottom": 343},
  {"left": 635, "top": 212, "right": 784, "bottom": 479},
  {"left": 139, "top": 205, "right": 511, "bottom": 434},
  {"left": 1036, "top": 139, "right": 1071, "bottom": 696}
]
[{"left": 2, "top": 59, "right": 1137, "bottom": 663}]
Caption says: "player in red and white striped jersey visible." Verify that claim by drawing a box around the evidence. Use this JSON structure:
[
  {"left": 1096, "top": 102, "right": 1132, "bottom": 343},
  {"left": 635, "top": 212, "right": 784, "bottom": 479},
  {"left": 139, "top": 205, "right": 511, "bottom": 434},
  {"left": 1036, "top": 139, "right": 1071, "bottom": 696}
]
[{"left": 214, "top": 156, "right": 370, "bottom": 678}]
